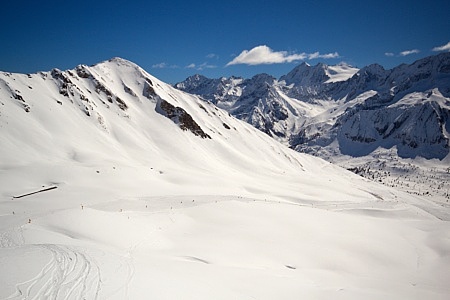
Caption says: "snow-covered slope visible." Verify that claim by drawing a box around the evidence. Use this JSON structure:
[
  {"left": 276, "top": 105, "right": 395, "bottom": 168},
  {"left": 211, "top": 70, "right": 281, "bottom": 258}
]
[
  {"left": 1, "top": 58, "right": 449, "bottom": 299},
  {"left": 325, "top": 63, "right": 360, "bottom": 83}
]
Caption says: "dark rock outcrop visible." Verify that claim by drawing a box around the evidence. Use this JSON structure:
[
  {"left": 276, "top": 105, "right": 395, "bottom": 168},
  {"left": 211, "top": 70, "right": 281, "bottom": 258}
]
[{"left": 157, "top": 99, "right": 211, "bottom": 139}]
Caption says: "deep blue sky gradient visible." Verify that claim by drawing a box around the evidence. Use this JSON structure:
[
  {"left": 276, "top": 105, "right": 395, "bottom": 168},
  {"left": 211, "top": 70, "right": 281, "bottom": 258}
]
[{"left": 1, "top": 0, "right": 449, "bottom": 83}]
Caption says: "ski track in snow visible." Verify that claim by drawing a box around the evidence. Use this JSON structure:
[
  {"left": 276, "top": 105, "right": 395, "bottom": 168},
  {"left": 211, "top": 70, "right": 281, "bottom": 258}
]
[
  {"left": 122, "top": 245, "right": 136, "bottom": 300},
  {"left": 5, "top": 244, "right": 101, "bottom": 300}
]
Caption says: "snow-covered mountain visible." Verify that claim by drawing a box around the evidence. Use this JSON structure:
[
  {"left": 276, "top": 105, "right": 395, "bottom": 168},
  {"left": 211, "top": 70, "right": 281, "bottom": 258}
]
[
  {"left": 176, "top": 53, "right": 450, "bottom": 201},
  {"left": 1, "top": 58, "right": 449, "bottom": 299},
  {"left": 176, "top": 53, "right": 450, "bottom": 159}
]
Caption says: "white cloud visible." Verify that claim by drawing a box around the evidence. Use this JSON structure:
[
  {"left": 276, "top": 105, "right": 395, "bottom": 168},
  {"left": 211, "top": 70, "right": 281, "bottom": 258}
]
[
  {"left": 152, "top": 62, "right": 179, "bottom": 69},
  {"left": 384, "top": 52, "right": 395, "bottom": 57},
  {"left": 432, "top": 41, "right": 450, "bottom": 52},
  {"left": 152, "top": 62, "right": 167, "bottom": 69},
  {"left": 197, "top": 62, "right": 217, "bottom": 70},
  {"left": 206, "top": 53, "right": 219, "bottom": 59},
  {"left": 186, "top": 62, "right": 217, "bottom": 71},
  {"left": 227, "top": 45, "right": 306, "bottom": 66},
  {"left": 226, "top": 45, "right": 339, "bottom": 66},
  {"left": 308, "top": 52, "right": 339, "bottom": 59},
  {"left": 399, "top": 49, "right": 420, "bottom": 56},
  {"left": 308, "top": 52, "right": 321, "bottom": 59}
]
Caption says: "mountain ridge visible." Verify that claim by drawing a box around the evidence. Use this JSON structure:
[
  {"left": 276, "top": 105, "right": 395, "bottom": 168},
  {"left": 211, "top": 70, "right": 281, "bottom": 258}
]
[
  {"left": 175, "top": 53, "right": 450, "bottom": 159},
  {"left": 175, "top": 53, "right": 450, "bottom": 201}
]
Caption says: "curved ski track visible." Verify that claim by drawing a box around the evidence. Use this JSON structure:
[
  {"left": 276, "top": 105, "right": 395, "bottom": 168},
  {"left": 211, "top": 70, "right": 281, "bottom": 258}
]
[{"left": 6, "top": 244, "right": 101, "bottom": 300}]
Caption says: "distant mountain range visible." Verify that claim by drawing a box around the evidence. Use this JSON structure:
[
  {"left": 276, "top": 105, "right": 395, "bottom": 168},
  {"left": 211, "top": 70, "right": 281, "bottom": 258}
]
[{"left": 175, "top": 53, "right": 450, "bottom": 161}]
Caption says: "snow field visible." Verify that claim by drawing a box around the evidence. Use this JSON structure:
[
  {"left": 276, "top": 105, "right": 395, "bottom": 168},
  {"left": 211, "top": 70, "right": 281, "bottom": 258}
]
[
  {"left": 2, "top": 191, "right": 449, "bottom": 299},
  {"left": 1, "top": 58, "right": 449, "bottom": 299}
]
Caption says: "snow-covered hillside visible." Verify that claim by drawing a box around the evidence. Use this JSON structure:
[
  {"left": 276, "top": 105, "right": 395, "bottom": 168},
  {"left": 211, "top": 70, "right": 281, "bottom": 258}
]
[
  {"left": 1, "top": 58, "right": 449, "bottom": 299},
  {"left": 176, "top": 53, "right": 450, "bottom": 202}
]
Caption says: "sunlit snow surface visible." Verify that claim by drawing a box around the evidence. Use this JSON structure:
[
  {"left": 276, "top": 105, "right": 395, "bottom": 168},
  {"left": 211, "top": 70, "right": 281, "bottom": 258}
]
[
  {"left": 324, "top": 63, "right": 359, "bottom": 83},
  {"left": 1, "top": 58, "right": 449, "bottom": 299}
]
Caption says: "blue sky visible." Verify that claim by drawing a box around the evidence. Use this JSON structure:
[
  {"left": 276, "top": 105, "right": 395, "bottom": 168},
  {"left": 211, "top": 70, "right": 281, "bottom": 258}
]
[{"left": 1, "top": 0, "right": 449, "bottom": 83}]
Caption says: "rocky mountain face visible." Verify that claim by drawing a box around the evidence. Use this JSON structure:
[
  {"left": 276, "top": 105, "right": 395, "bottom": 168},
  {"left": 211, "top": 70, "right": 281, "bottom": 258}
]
[{"left": 175, "top": 53, "right": 450, "bottom": 161}]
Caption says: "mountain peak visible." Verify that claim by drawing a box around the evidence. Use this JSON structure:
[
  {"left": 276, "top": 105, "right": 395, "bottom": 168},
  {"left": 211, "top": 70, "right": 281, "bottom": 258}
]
[
  {"left": 91, "top": 57, "right": 143, "bottom": 72},
  {"left": 108, "top": 57, "right": 130, "bottom": 63},
  {"left": 280, "top": 62, "right": 329, "bottom": 86},
  {"left": 249, "top": 73, "right": 276, "bottom": 83},
  {"left": 359, "top": 63, "right": 386, "bottom": 74}
]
